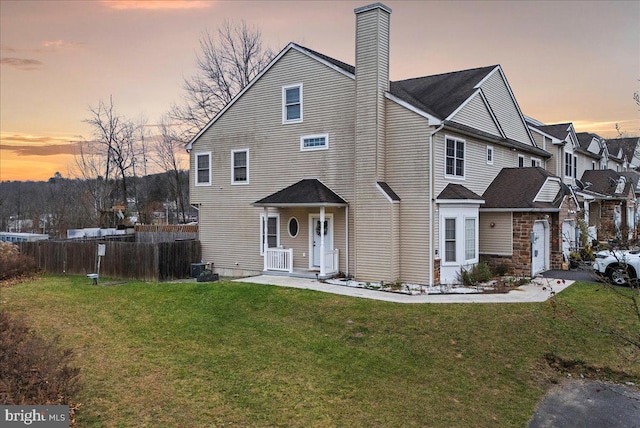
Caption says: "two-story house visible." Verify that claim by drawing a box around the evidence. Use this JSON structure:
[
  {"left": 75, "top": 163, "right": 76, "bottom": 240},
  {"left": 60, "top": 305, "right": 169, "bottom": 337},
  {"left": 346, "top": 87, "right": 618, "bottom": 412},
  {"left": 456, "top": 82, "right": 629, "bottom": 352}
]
[{"left": 187, "top": 2, "right": 575, "bottom": 285}]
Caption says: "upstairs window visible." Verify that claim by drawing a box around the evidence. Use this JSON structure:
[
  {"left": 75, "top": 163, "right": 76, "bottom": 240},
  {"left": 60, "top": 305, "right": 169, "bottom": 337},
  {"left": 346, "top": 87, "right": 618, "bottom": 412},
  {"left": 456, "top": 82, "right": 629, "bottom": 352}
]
[
  {"left": 195, "top": 152, "right": 211, "bottom": 186},
  {"left": 564, "top": 152, "right": 573, "bottom": 177},
  {"left": 231, "top": 149, "right": 249, "bottom": 184},
  {"left": 282, "top": 84, "right": 303, "bottom": 123},
  {"left": 573, "top": 155, "right": 578, "bottom": 178},
  {"left": 486, "top": 146, "right": 493, "bottom": 165},
  {"left": 531, "top": 158, "right": 541, "bottom": 167},
  {"left": 301, "top": 134, "right": 328, "bottom": 151},
  {"left": 518, "top": 155, "right": 525, "bottom": 168},
  {"left": 445, "top": 137, "right": 465, "bottom": 178}
]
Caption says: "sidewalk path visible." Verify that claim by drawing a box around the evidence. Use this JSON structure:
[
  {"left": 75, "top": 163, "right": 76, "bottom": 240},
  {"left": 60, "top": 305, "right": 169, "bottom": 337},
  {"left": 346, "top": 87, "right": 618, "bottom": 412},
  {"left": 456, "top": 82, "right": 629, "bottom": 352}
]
[{"left": 235, "top": 275, "right": 572, "bottom": 304}]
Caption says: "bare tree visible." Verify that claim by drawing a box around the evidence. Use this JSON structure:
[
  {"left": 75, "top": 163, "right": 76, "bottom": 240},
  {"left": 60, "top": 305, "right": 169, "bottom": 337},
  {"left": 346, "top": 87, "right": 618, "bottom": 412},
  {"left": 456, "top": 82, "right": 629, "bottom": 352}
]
[
  {"left": 83, "top": 96, "right": 145, "bottom": 207},
  {"left": 171, "top": 20, "right": 274, "bottom": 138},
  {"left": 151, "top": 117, "right": 189, "bottom": 223}
]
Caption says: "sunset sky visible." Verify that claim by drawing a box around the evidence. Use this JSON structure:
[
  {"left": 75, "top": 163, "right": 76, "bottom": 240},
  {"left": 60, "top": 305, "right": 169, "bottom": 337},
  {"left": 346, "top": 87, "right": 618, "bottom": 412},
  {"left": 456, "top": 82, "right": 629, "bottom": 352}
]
[{"left": 1, "top": 0, "right": 639, "bottom": 182}]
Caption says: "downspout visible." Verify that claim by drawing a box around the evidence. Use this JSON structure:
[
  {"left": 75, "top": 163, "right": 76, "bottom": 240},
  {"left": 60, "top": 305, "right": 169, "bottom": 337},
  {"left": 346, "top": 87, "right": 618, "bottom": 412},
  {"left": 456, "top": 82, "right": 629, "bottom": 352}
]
[
  {"left": 345, "top": 205, "right": 349, "bottom": 277},
  {"left": 429, "top": 124, "right": 445, "bottom": 287}
]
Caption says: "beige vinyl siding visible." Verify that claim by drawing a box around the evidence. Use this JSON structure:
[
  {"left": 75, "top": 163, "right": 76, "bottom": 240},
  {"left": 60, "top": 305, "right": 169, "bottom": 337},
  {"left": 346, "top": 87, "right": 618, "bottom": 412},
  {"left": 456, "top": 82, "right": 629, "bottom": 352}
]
[
  {"left": 433, "top": 131, "right": 517, "bottom": 198},
  {"left": 385, "top": 100, "right": 433, "bottom": 284},
  {"left": 480, "top": 70, "right": 532, "bottom": 145},
  {"left": 190, "top": 48, "right": 356, "bottom": 274},
  {"left": 529, "top": 128, "right": 544, "bottom": 147},
  {"left": 353, "top": 6, "right": 395, "bottom": 281},
  {"left": 479, "top": 212, "right": 512, "bottom": 255},
  {"left": 450, "top": 92, "right": 502, "bottom": 138},
  {"left": 536, "top": 180, "right": 562, "bottom": 203}
]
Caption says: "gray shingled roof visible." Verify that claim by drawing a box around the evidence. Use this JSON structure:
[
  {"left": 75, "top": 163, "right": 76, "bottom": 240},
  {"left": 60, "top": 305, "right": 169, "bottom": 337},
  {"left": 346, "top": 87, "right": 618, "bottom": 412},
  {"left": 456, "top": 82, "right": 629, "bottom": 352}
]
[
  {"left": 605, "top": 137, "right": 639, "bottom": 163},
  {"left": 377, "top": 182, "right": 401, "bottom": 201},
  {"left": 253, "top": 179, "right": 348, "bottom": 206},
  {"left": 389, "top": 65, "right": 497, "bottom": 119},
  {"left": 292, "top": 43, "right": 355, "bottom": 75},
  {"left": 528, "top": 123, "right": 572, "bottom": 140},
  {"left": 482, "top": 167, "right": 566, "bottom": 209},
  {"left": 580, "top": 169, "right": 631, "bottom": 198},
  {"left": 437, "top": 183, "right": 484, "bottom": 201}
]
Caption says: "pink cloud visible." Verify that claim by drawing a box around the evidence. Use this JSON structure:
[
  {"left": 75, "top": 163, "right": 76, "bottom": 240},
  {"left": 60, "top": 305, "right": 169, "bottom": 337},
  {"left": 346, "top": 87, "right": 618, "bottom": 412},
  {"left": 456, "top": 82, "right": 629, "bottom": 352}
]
[{"left": 102, "top": 1, "right": 213, "bottom": 11}]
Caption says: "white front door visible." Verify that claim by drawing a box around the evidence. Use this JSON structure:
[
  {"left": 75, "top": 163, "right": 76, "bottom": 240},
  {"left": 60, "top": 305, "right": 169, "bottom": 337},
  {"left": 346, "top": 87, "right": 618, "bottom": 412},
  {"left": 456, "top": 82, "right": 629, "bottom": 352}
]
[
  {"left": 562, "top": 220, "right": 575, "bottom": 261},
  {"left": 311, "top": 216, "right": 333, "bottom": 268},
  {"left": 532, "top": 220, "right": 548, "bottom": 276}
]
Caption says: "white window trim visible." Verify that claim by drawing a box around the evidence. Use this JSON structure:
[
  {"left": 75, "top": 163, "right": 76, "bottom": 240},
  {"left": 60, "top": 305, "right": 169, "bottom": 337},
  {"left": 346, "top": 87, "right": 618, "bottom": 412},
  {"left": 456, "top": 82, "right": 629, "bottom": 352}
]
[
  {"left": 259, "top": 213, "right": 280, "bottom": 255},
  {"left": 464, "top": 216, "right": 478, "bottom": 262},
  {"left": 194, "top": 151, "right": 211, "bottom": 186},
  {"left": 288, "top": 217, "right": 299, "bottom": 238},
  {"left": 486, "top": 145, "right": 494, "bottom": 165},
  {"left": 444, "top": 135, "right": 466, "bottom": 180},
  {"left": 300, "top": 133, "right": 329, "bottom": 152},
  {"left": 231, "top": 148, "right": 249, "bottom": 185},
  {"left": 518, "top": 154, "right": 525, "bottom": 168},
  {"left": 531, "top": 157, "right": 542, "bottom": 167},
  {"left": 564, "top": 152, "right": 573, "bottom": 178},
  {"left": 282, "top": 83, "right": 303, "bottom": 124},
  {"left": 443, "top": 217, "right": 457, "bottom": 263}
]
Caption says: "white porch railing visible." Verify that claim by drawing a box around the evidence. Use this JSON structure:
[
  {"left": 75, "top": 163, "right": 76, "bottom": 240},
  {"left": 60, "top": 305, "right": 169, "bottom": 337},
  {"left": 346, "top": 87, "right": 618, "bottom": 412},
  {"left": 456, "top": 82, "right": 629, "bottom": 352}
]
[
  {"left": 264, "top": 247, "right": 293, "bottom": 273},
  {"left": 325, "top": 249, "right": 339, "bottom": 274}
]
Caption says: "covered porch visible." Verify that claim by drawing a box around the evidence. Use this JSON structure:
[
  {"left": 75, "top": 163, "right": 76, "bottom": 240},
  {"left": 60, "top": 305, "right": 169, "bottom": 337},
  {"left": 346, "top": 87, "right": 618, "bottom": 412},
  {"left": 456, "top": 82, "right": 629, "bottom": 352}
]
[{"left": 252, "top": 179, "right": 349, "bottom": 279}]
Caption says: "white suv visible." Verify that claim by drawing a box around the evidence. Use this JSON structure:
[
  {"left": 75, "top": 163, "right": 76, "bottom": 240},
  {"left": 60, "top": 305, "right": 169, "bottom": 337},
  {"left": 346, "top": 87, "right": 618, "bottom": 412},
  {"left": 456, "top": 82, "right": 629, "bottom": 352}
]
[{"left": 593, "top": 249, "right": 640, "bottom": 286}]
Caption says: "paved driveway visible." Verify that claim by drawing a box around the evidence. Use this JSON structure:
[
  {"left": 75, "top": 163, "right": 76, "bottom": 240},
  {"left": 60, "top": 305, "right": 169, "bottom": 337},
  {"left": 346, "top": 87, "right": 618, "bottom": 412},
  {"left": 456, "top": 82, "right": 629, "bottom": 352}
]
[
  {"left": 528, "top": 380, "right": 640, "bottom": 428},
  {"left": 538, "top": 267, "right": 601, "bottom": 283}
]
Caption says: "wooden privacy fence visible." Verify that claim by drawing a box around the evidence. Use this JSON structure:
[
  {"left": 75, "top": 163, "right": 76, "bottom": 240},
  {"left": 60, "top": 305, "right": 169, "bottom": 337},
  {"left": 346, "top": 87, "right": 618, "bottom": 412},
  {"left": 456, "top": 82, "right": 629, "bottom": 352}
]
[
  {"left": 134, "top": 224, "right": 198, "bottom": 243},
  {"left": 18, "top": 240, "right": 201, "bottom": 282}
]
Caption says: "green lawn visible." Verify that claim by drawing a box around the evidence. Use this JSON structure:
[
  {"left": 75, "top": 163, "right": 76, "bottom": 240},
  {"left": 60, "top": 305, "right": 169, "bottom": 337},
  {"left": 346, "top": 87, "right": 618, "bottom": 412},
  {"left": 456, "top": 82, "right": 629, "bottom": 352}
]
[{"left": 2, "top": 276, "right": 638, "bottom": 427}]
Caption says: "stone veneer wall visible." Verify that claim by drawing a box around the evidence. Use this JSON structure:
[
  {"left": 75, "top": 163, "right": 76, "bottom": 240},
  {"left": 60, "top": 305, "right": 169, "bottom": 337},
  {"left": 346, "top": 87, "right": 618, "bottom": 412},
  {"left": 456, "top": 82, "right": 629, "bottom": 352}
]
[{"left": 481, "top": 212, "right": 565, "bottom": 276}]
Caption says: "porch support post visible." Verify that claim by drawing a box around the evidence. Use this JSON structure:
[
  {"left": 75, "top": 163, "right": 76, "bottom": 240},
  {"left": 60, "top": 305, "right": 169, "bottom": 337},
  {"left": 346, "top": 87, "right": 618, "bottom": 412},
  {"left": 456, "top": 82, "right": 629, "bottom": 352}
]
[
  {"left": 263, "top": 207, "right": 268, "bottom": 271},
  {"left": 320, "top": 207, "right": 326, "bottom": 277}
]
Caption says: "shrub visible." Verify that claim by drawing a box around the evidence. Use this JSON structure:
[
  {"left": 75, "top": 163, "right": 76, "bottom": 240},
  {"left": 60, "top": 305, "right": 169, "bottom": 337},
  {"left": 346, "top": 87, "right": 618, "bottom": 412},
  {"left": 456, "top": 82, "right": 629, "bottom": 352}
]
[
  {"left": 458, "top": 263, "right": 492, "bottom": 286},
  {"left": 0, "top": 242, "right": 37, "bottom": 280},
  {"left": 0, "top": 311, "right": 81, "bottom": 406}
]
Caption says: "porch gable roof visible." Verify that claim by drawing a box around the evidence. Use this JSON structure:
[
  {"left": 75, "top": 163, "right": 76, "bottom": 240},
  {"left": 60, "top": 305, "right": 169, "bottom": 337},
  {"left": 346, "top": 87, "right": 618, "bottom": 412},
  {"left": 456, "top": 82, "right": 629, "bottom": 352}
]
[
  {"left": 252, "top": 179, "right": 348, "bottom": 207},
  {"left": 482, "top": 167, "right": 567, "bottom": 210}
]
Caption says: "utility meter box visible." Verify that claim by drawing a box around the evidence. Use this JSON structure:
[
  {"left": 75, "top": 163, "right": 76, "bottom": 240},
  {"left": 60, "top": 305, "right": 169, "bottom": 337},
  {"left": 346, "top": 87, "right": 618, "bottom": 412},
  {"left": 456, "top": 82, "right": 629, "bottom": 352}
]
[{"left": 97, "top": 244, "right": 106, "bottom": 257}]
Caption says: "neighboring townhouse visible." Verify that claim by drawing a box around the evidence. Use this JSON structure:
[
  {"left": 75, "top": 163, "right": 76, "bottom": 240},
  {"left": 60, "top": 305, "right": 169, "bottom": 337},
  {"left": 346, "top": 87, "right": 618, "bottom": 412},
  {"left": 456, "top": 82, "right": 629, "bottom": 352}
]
[
  {"left": 526, "top": 121, "right": 581, "bottom": 187},
  {"left": 579, "top": 169, "right": 639, "bottom": 242},
  {"left": 187, "top": 2, "right": 573, "bottom": 285},
  {"left": 606, "top": 137, "right": 640, "bottom": 171}
]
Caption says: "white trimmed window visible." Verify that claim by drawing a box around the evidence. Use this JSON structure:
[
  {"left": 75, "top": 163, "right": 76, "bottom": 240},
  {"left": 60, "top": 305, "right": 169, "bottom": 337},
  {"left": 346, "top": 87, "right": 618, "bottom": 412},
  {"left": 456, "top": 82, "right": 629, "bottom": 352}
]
[
  {"left": 486, "top": 146, "right": 493, "bottom": 165},
  {"left": 518, "top": 154, "right": 525, "bottom": 168},
  {"left": 282, "top": 84, "right": 303, "bottom": 123},
  {"left": 573, "top": 155, "right": 578, "bottom": 178},
  {"left": 465, "top": 218, "right": 476, "bottom": 261},
  {"left": 564, "top": 152, "right": 573, "bottom": 177},
  {"left": 231, "top": 149, "right": 249, "bottom": 184},
  {"left": 444, "top": 218, "right": 456, "bottom": 262},
  {"left": 592, "top": 161, "right": 596, "bottom": 170},
  {"left": 531, "top": 157, "right": 541, "bottom": 167},
  {"left": 300, "top": 134, "right": 328, "bottom": 151},
  {"left": 445, "top": 137, "right": 465, "bottom": 178},
  {"left": 195, "top": 152, "right": 211, "bottom": 186},
  {"left": 260, "top": 213, "right": 280, "bottom": 255}
]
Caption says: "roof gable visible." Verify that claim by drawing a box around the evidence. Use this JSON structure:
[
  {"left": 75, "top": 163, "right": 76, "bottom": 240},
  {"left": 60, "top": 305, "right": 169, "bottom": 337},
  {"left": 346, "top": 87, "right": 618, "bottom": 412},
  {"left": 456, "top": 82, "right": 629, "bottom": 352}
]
[
  {"left": 448, "top": 90, "right": 504, "bottom": 138},
  {"left": 186, "top": 42, "right": 354, "bottom": 150}
]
